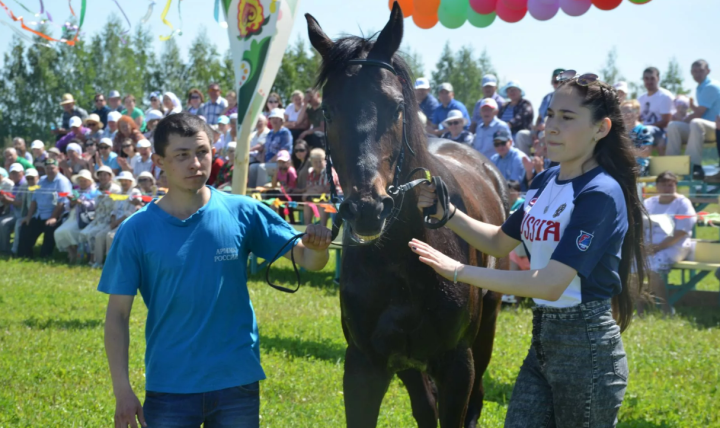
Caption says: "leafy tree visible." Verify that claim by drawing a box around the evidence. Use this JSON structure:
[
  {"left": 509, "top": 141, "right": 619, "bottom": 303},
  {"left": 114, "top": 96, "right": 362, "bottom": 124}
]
[
  {"left": 661, "top": 57, "right": 689, "bottom": 95},
  {"left": 398, "top": 44, "right": 424, "bottom": 81},
  {"left": 272, "top": 38, "right": 321, "bottom": 103},
  {"left": 430, "top": 43, "right": 497, "bottom": 108},
  {"left": 600, "top": 47, "right": 624, "bottom": 85}
]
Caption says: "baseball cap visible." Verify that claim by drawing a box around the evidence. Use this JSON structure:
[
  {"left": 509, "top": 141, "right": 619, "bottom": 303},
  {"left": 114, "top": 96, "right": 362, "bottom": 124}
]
[
  {"left": 9, "top": 163, "right": 24, "bottom": 173},
  {"left": 31, "top": 140, "right": 45, "bottom": 150},
  {"left": 481, "top": 75, "right": 498, "bottom": 87},
  {"left": 479, "top": 98, "right": 498, "bottom": 110},
  {"left": 136, "top": 139, "right": 152, "bottom": 149},
  {"left": 108, "top": 90, "right": 121, "bottom": 99},
  {"left": 69, "top": 116, "right": 82, "bottom": 128},
  {"left": 107, "top": 111, "right": 122, "bottom": 123},
  {"left": 146, "top": 109, "right": 164, "bottom": 122},
  {"left": 44, "top": 158, "right": 59, "bottom": 167},
  {"left": 25, "top": 168, "right": 39, "bottom": 178},
  {"left": 493, "top": 129, "right": 511, "bottom": 142},
  {"left": 552, "top": 68, "right": 565, "bottom": 78},
  {"left": 438, "top": 82, "right": 454, "bottom": 93},
  {"left": 268, "top": 108, "right": 285, "bottom": 120},
  {"left": 229, "top": 113, "right": 238, "bottom": 120},
  {"left": 613, "top": 81, "right": 629, "bottom": 93},
  {"left": 276, "top": 150, "right": 291, "bottom": 162},
  {"left": 414, "top": 77, "right": 431, "bottom": 90},
  {"left": 218, "top": 115, "right": 230, "bottom": 125},
  {"left": 98, "top": 138, "right": 113, "bottom": 147}
]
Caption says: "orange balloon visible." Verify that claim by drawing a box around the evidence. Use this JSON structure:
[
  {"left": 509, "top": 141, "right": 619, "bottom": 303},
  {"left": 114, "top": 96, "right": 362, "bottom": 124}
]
[
  {"left": 388, "top": 0, "right": 415, "bottom": 17},
  {"left": 414, "top": 0, "right": 441, "bottom": 16},
  {"left": 412, "top": 12, "right": 439, "bottom": 29}
]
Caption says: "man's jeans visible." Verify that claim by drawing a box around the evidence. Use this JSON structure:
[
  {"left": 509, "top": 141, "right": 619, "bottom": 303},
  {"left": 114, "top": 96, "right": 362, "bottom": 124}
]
[{"left": 143, "top": 382, "right": 260, "bottom": 428}]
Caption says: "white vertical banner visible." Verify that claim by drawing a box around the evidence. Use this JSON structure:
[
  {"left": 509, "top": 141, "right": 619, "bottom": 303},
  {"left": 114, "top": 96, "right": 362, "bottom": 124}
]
[{"left": 223, "top": 0, "right": 301, "bottom": 195}]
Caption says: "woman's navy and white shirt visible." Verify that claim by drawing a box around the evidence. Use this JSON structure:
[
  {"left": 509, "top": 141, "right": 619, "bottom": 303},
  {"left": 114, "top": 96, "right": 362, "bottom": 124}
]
[{"left": 501, "top": 166, "right": 628, "bottom": 308}]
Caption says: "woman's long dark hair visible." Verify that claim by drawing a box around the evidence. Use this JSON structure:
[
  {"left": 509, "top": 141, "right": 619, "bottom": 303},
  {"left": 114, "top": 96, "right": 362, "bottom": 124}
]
[
  {"left": 292, "top": 140, "right": 310, "bottom": 171},
  {"left": 559, "top": 79, "right": 648, "bottom": 332}
]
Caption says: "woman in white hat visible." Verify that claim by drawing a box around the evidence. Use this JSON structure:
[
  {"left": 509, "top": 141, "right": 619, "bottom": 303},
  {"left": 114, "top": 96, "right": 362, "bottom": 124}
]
[
  {"left": 440, "top": 109, "right": 474, "bottom": 144},
  {"left": 78, "top": 166, "right": 121, "bottom": 267},
  {"left": 54, "top": 169, "right": 100, "bottom": 263},
  {"left": 144, "top": 109, "right": 164, "bottom": 142},
  {"left": 84, "top": 114, "right": 105, "bottom": 144},
  {"left": 248, "top": 108, "right": 293, "bottom": 188},
  {"left": 162, "top": 92, "right": 183, "bottom": 117}
]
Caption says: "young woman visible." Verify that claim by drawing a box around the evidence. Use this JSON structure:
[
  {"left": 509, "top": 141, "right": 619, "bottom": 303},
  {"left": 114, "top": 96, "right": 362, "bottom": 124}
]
[
  {"left": 285, "top": 90, "right": 307, "bottom": 141},
  {"left": 186, "top": 89, "right": 204, "bottom": 115},
  {"left": 222, "top": 91, "right": 238, "bottom": 116},
  {"left": 412, "top": 73, "right": 646, "bottom": 427},
  {"left": 112, "top": 116, "right": 143, "bottom": 154},
  {"left": 116, "top": 139, "right": 141, "bottom": 174},
  {"left": 162, "top": 92, "right": 183, "bottom": 117}
]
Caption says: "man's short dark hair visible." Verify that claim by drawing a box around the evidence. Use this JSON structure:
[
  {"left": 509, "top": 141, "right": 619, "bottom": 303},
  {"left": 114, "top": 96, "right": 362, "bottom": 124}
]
[
  {"left": 95, "top": 93, "right": 105, "bottom": 101},
  {"left": 643, "top": 67, "right": 660, "bottom": 78},
  {"left": 208, "top": 83, "right": 220, "bottom": 90},
  {"left": 153, "top": 113, "right": 214, "bottom": 157},
  {"left": 656, "top": 171, "right": 678, "bottom": 184},
  {"left": 692, "top": 59, "right": 709, "bottom": 69},
  {"left": 507, "top": 180, "right": 521, "bottom": 192}
]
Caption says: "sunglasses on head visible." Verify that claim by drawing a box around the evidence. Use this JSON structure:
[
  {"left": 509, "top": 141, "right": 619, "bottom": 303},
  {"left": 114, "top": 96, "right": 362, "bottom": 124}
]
[
  {"left": 493, "top": 140, "right": 507, "bottom": 147},
  {"left": 446, "top": 120, "right": 462, "bottom": 126},
  {"left": 556, "top": 70, "right": 611, "bottom": 113}
]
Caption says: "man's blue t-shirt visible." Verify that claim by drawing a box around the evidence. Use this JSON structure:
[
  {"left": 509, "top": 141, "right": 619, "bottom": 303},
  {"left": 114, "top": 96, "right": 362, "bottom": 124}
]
[
  {"left": 501, "top": 166, "right": 628, "bottom": 308},
  {"left": 431, "top": 99, "right": 470, "bottom": 130},
  {"left": 97, "top": 187, "right": 297, "bottom": 393}
]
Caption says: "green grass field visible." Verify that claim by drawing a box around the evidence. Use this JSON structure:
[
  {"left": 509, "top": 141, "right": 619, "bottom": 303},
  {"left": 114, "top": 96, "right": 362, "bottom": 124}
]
[{"left": 1, "top": 233, "right": 719, "bottom": 427}]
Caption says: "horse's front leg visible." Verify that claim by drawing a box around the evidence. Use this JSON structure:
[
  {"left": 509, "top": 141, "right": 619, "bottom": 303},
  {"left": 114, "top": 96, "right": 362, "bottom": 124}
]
[
  {"left": 432, "top": 347, "right": 475, "bottom": 428},
  {"left": 344, "top": 344, "right": 393, "bottom": 428}
]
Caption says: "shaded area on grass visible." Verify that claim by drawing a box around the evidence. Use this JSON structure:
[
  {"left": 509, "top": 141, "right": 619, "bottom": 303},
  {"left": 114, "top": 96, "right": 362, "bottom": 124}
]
[
  {"left": 22, "top": 317, "right": 103, "bottom": 331},
  {"left": 261, "top": 333, "right": 346, "bottom": 363}
]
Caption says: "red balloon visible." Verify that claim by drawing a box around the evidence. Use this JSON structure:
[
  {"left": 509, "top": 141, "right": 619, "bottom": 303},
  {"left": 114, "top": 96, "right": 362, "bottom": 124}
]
[
  {"left": 388, "top": 0, "right": 414, "bottom": 17},
  {"left": 469, "top": 0, "right": 496, "bottom": 15},
  {"left": 414, "top": 0, "right": 441, "bottom": 16},
  {"left": 496, "top": 0, "right": 527, "bottom": 22},
  {"left": 592, "top": 0, "right": 621, "bottom": 10},
  {"left": 502, "top": 0, "right": 528, "bottom": 10},
  {"left": 412, "top": 12, "right": 439, "bottom": 28}
]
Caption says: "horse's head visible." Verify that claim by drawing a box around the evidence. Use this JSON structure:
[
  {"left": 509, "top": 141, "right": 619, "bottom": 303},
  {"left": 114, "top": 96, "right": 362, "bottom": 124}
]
[{"left": 307, "top": 3, "right": 419, "bottom": 244}]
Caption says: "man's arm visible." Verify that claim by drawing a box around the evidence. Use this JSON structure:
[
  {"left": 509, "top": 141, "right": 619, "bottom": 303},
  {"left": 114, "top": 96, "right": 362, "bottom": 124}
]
[
  {"left": 23, "top": 200, "right": 37, "bottom": 224},
  {"left": 284, "top": 223, "right": 331, "bottom": 271},
  {"left": 684, "top": 106, "right": 708, "bottom": 122},
  {"left": 651, "top": 113, "right": 672, "bottom": 129},
  {"left": 104, "top": 294, "right": 146, "bottom": 428},
  {"left": 653, "top": 230, "right": 689, "bottom": 253}
]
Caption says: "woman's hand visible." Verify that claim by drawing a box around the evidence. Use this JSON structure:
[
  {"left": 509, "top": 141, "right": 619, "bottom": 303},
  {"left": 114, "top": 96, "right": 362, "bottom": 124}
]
[
  {"left": 415, "top": 182, "right": 451, "bottom": 219},
  {"left": 408, "top": 238, "right": 464, "bottom": 281}
]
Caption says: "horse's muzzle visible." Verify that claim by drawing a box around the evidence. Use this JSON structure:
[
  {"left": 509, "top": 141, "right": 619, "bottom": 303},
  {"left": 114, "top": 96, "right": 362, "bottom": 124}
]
[{"left": 339, "top": 195, "right": 394, "bottom": 243}]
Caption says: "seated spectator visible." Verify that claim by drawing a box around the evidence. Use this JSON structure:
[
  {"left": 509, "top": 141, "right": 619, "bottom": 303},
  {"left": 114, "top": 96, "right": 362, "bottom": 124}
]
[
  {"left": 104, "top": 187, "right": 144, "bottom": 266},
  {"left": 144, "top": 110, "right": 164, "bottom": 142},
  {"left": 18, "top": 158, "right": 72, "bottom": 258},
  {"left": 248, "top": 108, "right": 292, "bottom": 188},
  {"left": 248, "top": 115, "right": 270, "bottom": 163},
  {"left": 209, "top": 124, "right": 223, "bottom": 151},
  {"left": 61, "top": 142, "right": 91, "bottom": 178},
  {"left": 613, "top": 81, "right": 629, "bottom": 104},
  {"left": 440, "top": 110, "right": 473, "bottom": 144},
  {"left": 303, "top": 148, "right": 340, "bottom": 226},
  {"left": 630, "top": 124, "right": 654, "bottom": 176},
  {"left": 112, "top": 115, "right": 144, "bottom": 154},
  {"left": 268, "top": 150, "right": 297, "bottom": 223},
  {"left": 215, "top": 142, "right": 236, "bottom": 189},
  {"left": 117, "top": 139, "right": 141, "bottom": 175},
  {"left": 213, "top": 115, "right": 231, "bottom": 155},
  {"left": 47, "top": 148, "right": 63, "bottom": 163},
  {"left": 133, "top": 139, "right": 154, "bottom": 176},
  {"left": 83, "top": 139, "right": 97, "bottom": 171},
  {"left": 163, "top": 92, "right": 183, "bottom": 117},
  {"left": 292, "top": 140, "right": 311, "bottom": 195},
  {"left": 297, "top": 88, "right": 326, "bottom": 149},
  {"left": 470, "top": 75, "right": 505, "bottom": 133},
  {"left": 90, "top": 171, "right": 137, "bottom": 268},
  {"left": 185, "top": 88, "right": 205, "bottom": 115},
  {"left": 429, "top": 83, "right": 470, "bottom": 137},
  {"left": 667, "top": 60, "right": 720, "bottom": 181},
  {"left": 263, "top": 92, "right": 284, "bottom": 120},
  {"left": 84, "top": 114, "right": 105, "bottom": 145},
  {"left": 137, "top": 171, "right": 158, "bottom": 196},
  {"left": 0, "top": 167, "right": 11, "bottom": 193},
  {"left": 56, "top": 116, "right": 90, "bottom": 153},
  {"left": 0, "top": 163, "right": 26, "bottom": 253},
  {"left": 207, "top": 147, "right": 225, "bottom": 187},
  {"left": 621, "top": 99, "right": 643, "bottom": 130},
  {"left": 222, "top": 90, "right": 238, "bottom": 116},
  {"left": 415, "top": 77, "right": 440, "bottom": 123},
  {"left": 471, "top": 98, "right": 511, "bottom": 159},
  {"left": 13, "top": 137, "right": 33, "bottom": 163},
  {"left": 54, "top": 169, "right": 100, "bottom": 264},
  {"left": 95, "top": 138, "right": 119, "bottom": 173},
  {"left": 108, "top": 90, "right": 123, "bottom": 113},
  {"left": 104, "top": 111, "right": 122, "bottom": 140},
  {"left": 536, "top": 69, "right": 564, "bottom": 127},
  {"left": 78, "top": 166, "right": 121, "bottom": 266},
  {"left": 11, "top": 168, "right": 37, "bottom": 255},
  {"left": 641, "top": 172, "right": 697, "bottom": 314},
  {"left": 672, "top": 95, "right": 690, "bottom": 121},
  {"left": 521, "top": 133, "right": 550, "bottom": 189},
  {"left": 491, "top": 129, "right": 527, "bottom": 184},
  {"left": 121, "top": 94, "right": 146, "bottom": 131},
  {"left": 4, "top": 147, "right": 33, "bottom": 171},
  {"left": 638, "top": 67, "right": 674, "bottom": 153},
  {"left": 285, "top": 90, "right": 308, "bottom": 141},
  {"left": 498, "top": 80, "right": 534, "bottom": 156},
  {"left": 31, "top": 140, "right": 48, "bottom": 173},
  {"left": 92, "top": 93, "right": 111, "bottom": 128},
  {"left": 226, "top": 113, "right": 238, "bottom": 149},
  {"left": 55, "top": 93, "right": 88, "bottom": 141},
  {"left": 145, "top": 91, "right": 165, "bottom": 116}
]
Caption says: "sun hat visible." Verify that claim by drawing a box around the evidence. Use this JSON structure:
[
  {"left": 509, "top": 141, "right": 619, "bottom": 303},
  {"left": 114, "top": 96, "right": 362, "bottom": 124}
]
[
  {"left": 137, "top": 171, "right": 155, "bottom": 183},
  {"left": 115, "top": 171, "right": 136, "bottom": 187},
  {"left": 437, "top": 82, "right": 454, "bottom": 93},
  {"left": 146, "top": 109, "right": 164, "bottom": 122},
  {"left": 68, "top": 116, "right": 83, "bottom": 128},
  {"left": 479, "top": 98, "right": 499, "bottom": 110},
  {"left": 136, "top": 139, "right": 152, "bottom": 149},
  {"left": 414, "top": 77, "right": 431, "bottom": 90},
  {"left": 31, "top": 140, "right": 45, "bottom": 150},
  {"left": 441, "top": 110, "right": 468, "bottom": 127},
  {"left": 60, "top": 93, "right": 75, "bottom": 105},
  {"left": 500, "top": 80, "right": 525, "bottom": 98},
  {"left": 107, "top": 111, "right": 122, "bottom": 123},
  {"left": 268, "top": 108, "right": 285, "bottom": 120},
  {"left": 84, "top": 114, "right": 104, "bottom": 128},
  {"left": 481, "top": 75, "right": 498, "bottom": 88},
  {"left": 227, "top": 141, "right": 237, "bottom": 150},
  {"left": 95, "top": 165, "right": 114, "bottom": 179},
  {"left": 71, "top": 169, "right": 94, "bottom": 185},
  {"left": 25, "top": 168, "right": 38, "bottom": 178},
  {"left": 276, "top": 150, "right": 291, "bottom": 162},
  {"left": 48, "top": 147, "right": 61, "bottom": 156},
  {"left": 9, "top": 163, "right": 24, "bottom": 174}
]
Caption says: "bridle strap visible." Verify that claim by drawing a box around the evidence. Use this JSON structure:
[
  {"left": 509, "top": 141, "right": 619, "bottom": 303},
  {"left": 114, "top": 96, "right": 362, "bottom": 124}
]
[{"left": 347, "top": 58, "right": 398, "bottom": 75}]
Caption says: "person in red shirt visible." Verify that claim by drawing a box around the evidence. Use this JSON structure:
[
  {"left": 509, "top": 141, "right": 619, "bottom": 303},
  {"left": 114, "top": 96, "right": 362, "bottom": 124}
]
[{"left": 207, "top": 147, "right": 225, "bottom": 186}]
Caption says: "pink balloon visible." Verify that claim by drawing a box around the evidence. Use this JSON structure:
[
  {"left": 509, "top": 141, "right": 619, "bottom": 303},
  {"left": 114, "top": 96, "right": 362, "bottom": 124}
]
[
  {"left": 559, "top": 0, "right": 592, "bottom": 16},
  {"left": 528, "top": 0, "right": 559, "bottom": 20},
  {"left": 496, "top": 0, "right": 527, "bottom": 22},
  {"left": 502, "top": 0, "right": 528, "bottom": 10},
  {"left": 469, "top": 0, "right": 496, "bottom": 15}
]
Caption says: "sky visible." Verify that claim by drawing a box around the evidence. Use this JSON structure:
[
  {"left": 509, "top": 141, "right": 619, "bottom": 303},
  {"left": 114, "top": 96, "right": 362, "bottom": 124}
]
[{"left": 1, "top": 0, "right": 718, "bottom": 109}]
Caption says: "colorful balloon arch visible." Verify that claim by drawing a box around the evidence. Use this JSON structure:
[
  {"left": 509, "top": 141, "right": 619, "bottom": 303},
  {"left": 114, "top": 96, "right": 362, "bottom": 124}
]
[{"left": 389, "top": 0, "right": 652, "bottom": 29}]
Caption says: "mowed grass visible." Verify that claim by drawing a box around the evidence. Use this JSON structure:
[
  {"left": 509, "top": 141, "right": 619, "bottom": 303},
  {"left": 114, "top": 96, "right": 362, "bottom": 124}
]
[{"left": 1, "top": 245, "right": 719, "bottom": 427}]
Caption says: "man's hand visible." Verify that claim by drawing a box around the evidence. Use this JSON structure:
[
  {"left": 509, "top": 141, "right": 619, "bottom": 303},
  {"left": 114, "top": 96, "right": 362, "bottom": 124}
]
[
  {"left": 532, "top": 156, "right": 545, "bottom": 173},
  {"left": 114, "top": 387, "right": 147, "bottom": 428},
  {"left": 45, "top": 218, "right": 57, "bottom": 227},
  {"left": 301, "top": 223, "right": 332, "bottom": 252},
  {"left": 522, "top": 156, "right": 534, "bottom": 175},
  {"left": 21, "top": 217, "right": 31, "bottom": 226}
]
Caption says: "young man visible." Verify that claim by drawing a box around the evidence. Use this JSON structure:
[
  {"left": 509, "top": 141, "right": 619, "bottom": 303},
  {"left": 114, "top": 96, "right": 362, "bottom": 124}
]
[
  {"left": 99, "top": 113, "right": 332, "bottom": 428},
  {"left": 429, "top": 83, "right": 470, "bottom": 136},
  {"left": 415, "top": 77, "right": 440, "bottom": 122},
  {"left": 199, "top": 83, "right": 228, "bottom": 125},
  {"left": 638, "top": 66, "right": 675, "bottom": 152}
]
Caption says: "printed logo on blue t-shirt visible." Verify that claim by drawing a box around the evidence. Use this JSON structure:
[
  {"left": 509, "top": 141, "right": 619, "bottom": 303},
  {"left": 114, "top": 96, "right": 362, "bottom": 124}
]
[{"left": 576, "top": 231, "right": 594, "bottom": 252}]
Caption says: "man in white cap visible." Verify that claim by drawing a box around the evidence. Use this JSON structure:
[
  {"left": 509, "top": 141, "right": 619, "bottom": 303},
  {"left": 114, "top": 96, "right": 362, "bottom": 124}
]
[
  {"left": 104, "top": 111, "right": 122, "bottom": 140},
  {"left": 415, "top": 77, "right": 440, "bottom": 121},
  {"left": 108, "top": 90, "right": 123, "bottom": 112},
  {"left": 13, "top": 137, "right": 33, "bottom": 163},
  {"left": 133, "top": 139, "right": 154, "bottom": 176},
  {"left": 471, "top": 75, "right": 505, "bottom": 132},
  {"left": 613, "top": 81, "right": 629, "bottom": 104},
  {"left": 96, "top": 138, "right": 119, "bottom": 173},
  {"left": 56, "top": 93, "right": 88, "bottom": 140},
  {"left": 56, "top": 116, "right": 90, "bottom": 153},
  {"left": 429, "top": 82, "right": 470, "bottom": 137},
  {"left": 0, "top": 163, "right": 26, "bottom": 253},
  {"left": 471, "top": 98, "right": 512, "bottom": 160},
  {"left": 30, "top": 140, "right": 48, "bottom": 174},
  {"left": 54, "top": 169, "right": 100, "bottom": 263}
]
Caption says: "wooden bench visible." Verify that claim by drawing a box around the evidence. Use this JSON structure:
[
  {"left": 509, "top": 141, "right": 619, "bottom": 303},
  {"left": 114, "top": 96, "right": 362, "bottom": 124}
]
[
  {"left": 664, "top": 241, "right": 720, "bottom": 307},
  {"left": 248, "top": 224, "right": 344, "bottom": 283},
  {"left": 638, "top": 156, "right": 691, "bottom": 184}
]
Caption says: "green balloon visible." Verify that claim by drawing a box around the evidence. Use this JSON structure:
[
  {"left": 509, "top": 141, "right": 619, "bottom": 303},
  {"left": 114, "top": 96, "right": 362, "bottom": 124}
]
[
  {"left": 468, "top": 10, "right": 496, "bottom": 28},
  {"left": 629, "top": 0, "right": 652, "bottom": 3},
  {"left": 438, "top": 0, "right": 467, "bottom": 29}
]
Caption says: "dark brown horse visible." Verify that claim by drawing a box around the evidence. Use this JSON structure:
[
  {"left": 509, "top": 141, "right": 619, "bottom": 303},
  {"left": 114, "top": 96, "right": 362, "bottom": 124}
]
[{"left": 307, "top": 4, "right": 508, "bottom": 427}]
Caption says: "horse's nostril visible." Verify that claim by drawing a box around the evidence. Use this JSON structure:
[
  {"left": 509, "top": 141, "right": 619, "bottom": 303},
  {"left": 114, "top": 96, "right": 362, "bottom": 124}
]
[
  {"left": 339, "top": 200, "right": 357, "bottom": 221},
  {"left": 378, "top": 196, "right": 395, "bottom": 220}
]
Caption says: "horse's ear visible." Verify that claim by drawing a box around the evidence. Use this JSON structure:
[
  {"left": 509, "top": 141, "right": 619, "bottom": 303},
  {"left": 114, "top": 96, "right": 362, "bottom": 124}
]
[
  {"left": 369, "top": 1, "right": 404, "bottom": 61},
  {"left": 305, "top": 14, "right": 333, "bottom": 58}
]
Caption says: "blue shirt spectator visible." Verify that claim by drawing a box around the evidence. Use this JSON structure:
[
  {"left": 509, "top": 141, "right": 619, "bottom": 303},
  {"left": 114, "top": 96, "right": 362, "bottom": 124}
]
[
  {"left": 415, "top": 77, "right": 440, "bottom": 120},
  {"left": 264, "top": 127, "right": 293, "bottom": 163},
  {"left": 431, "top": 83, "right": 470, "bottom": 131},
  {"left": 199, "top": 84, "right": 228, "bottom": 124},
  {"left": 696, "top": 76, "right": 720, "bottom": 122},
  {"left": 420, "top": 93, "right": 441, "bottom": 120},
  {"left": 33, "top": 167, "right": 72, "bottom": 220},
  {"left": 97, "top": 139, "right": 119, "bottom": 171},
  {"left": 490, "top": 129, "right": 528, "bottom": 184},
  {"left": 471, "top": 94, "right": 505, "bottom": 130},
  {"left": 473, "top": 117, "right": 511, "bottom": 160}
]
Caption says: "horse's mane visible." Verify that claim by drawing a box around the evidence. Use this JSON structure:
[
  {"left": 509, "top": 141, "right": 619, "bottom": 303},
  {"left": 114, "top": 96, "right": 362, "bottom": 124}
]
[{"left": 315, "top": 35, "right": 426, "bottom": 154}]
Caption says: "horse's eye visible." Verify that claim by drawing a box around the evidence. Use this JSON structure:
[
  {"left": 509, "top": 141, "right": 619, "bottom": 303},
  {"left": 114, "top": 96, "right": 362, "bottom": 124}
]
[{"left": 393, "top": 104, "right": 403, "bottom": 122}]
